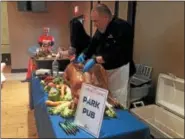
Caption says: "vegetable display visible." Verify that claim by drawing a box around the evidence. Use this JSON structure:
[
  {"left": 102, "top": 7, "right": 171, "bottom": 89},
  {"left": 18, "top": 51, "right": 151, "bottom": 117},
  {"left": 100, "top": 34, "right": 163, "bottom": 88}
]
[{"left": 40, "top": 70, "right": 124, "bottom": 119}]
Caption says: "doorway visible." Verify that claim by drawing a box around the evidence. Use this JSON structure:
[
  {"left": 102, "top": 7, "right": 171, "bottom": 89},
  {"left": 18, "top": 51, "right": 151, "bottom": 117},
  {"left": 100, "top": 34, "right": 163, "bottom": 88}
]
[{"left": 127, "top": 1, "right": 137, "bottom": 58}]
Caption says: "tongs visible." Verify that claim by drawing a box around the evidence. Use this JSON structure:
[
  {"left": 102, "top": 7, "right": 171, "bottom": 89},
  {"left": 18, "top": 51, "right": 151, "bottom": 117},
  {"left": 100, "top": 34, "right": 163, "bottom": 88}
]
[{"left": 59, "top": 120, "right": 79, "bottom": 136}]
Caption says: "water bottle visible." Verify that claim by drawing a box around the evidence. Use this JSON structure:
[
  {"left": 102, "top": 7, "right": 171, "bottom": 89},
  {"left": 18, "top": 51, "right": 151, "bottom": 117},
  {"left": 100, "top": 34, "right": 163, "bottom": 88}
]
[
  {"left": 68, "top": 47, "right": 76, "bottom": 61},
  {"left": 52, "top": 59, "right": 59, "bottom": 77}
]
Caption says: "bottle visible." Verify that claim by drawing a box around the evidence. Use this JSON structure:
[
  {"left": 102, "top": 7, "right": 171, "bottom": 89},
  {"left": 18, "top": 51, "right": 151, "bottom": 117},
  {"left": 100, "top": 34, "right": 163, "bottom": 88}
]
[
  {"left": 52, "top": 59, "right": 59, "bottom": 77},
  {"left": 68, "top": 47, "right": 76, "bottom": 61}
]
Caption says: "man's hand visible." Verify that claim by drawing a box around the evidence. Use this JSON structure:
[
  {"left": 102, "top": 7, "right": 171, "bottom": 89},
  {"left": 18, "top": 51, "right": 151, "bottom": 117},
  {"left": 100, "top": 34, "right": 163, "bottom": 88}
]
[
  {"left": 96, "top": 56, "right": 105, "bottom": 64},
  {"left": 83, "top": 59, "right": 96, "bottom": 72},
  {"left": 77, "top": 53, "right": 85, "bottom": 63},
  {"left": 43, "top": 40, "right": 50, "bottom": 44}
]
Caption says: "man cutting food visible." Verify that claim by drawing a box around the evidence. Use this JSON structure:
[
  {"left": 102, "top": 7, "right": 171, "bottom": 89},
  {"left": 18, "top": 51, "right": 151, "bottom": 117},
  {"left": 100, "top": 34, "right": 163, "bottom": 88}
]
[
  {"left": 77, "top": 4, "right": 136, "bottom": 107},
  {"left": 22, "top": 27, "right": 55, "bottom": 82}
]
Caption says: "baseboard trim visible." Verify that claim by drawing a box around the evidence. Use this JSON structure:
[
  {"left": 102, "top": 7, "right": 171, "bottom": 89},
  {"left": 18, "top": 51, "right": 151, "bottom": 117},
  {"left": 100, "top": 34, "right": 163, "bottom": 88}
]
[{"left": 11, "top": 68, "right": 27, "bottom": 73}]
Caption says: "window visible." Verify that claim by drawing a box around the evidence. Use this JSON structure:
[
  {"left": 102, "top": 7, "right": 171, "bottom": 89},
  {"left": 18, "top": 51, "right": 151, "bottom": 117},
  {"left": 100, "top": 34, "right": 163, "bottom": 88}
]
[{"left": 17, "top": 1, "right": 47, "bottom": 12}]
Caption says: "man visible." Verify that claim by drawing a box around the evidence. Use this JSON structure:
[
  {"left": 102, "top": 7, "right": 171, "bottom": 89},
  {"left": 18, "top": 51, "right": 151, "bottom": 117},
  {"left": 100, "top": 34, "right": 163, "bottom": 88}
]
[
  {"left": 69, "top": 6, "right": 91, "bottom": 57},
  {"left": 69, "top": 17, "right": 91, "bottom": 57},
  {"left": 38, "top": 27, "right": 55, "bottom": 50},
  {"left": 21, "top": 27, "right": 55, "bottom": 82},
  {"left": 77, "top": 4, "right": 136, "bottom": 107}
]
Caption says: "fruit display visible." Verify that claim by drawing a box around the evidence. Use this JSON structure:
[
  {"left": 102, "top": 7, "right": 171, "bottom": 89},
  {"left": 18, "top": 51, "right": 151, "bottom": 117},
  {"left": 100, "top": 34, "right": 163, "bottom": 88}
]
[
  {"left": 34, "top": 46, "right": 57, "bottom": 59},
  {"left": 40, "top": 63, "right": 124, "bottom": 119}
]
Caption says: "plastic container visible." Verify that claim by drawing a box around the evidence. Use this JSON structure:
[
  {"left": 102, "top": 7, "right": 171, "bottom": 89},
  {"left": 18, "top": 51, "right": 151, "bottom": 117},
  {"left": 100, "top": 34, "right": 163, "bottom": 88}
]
[
  {"left": 35, "top": 59, "right": 70, "bottom": 71},
  {"left": 129, "top": 64, "right": 153, "bottom": 103},
  {"left": 35, "top": 69, "right": 51, "bottom": 76},
  {"left": 130, "top": 73, "right": 184, "bottom": 138},
  {"left": 130, "top": 84, "right": 151, "bottom": 102},
  {"left": 135, "top": 64, "right": 153, "bottom": 78}
]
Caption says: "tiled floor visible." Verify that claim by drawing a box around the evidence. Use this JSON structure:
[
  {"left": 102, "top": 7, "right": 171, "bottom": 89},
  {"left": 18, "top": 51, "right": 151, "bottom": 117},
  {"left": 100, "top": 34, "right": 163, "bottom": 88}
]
[
  {"left": 1, "top": 72, "right": 38, "bottom": 138},
  {"left": 4, "top": 72, "right": 26, "bottom": 81}
]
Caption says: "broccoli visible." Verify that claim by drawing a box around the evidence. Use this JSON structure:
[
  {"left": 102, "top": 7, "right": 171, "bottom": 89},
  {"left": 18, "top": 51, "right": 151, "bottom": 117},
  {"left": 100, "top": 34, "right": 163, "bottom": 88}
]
[
  {"left": 53, "top": 77, "right": 63, "bottom": 84},
  {"left": 44, "top": 85, "right": 51, "bottom": 93},
  {"left": 60, "top": 107, "right": 74, "bottom": 118},
  {"left": 51, "top": 101, "right": 72, "bottom": 115},
  {"left": 47, "top": 107, "right": 55, "bottom": 115},
  {"left": 105, "top": 107, "right": 117, "bottom": 118},
  {"left": 63, "top": 86, "right": 72, "bottom": 101}
]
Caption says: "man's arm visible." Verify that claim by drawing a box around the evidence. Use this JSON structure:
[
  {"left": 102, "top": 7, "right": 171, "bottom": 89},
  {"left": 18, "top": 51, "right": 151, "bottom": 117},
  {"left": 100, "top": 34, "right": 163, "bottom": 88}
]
[
  {"left": 38, "top": 36, "right": 43, "bottom": 46},
  {"left": 70, "top": 22, "right": 77, "bottom": 48},
  {"left": 70, "top": 19, "right": 80, "bottom": 49},
  {"left": 50, "top": 36, "right": 55, "bottom": 46},
  {"left": 83, "top": 30, "right": 99, "bottom": 60},
  {"left": 101, "top": 22, "right": 133, "bottom": 64}
]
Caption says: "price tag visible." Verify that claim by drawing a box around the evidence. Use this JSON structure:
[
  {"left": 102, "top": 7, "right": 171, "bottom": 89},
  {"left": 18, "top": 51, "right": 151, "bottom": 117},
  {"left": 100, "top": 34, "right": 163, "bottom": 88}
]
[{"left": 74, "top": 83, "right": 108, "bottom": 138}]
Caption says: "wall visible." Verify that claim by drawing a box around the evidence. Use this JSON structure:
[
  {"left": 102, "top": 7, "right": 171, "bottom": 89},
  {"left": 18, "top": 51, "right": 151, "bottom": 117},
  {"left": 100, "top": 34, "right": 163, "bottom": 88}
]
[
  {"left": 1, "top": 1, "right": 10, "bottom": 54},
  {"left": 7, "top": 2, "right": 71, "bottom": 69},
  {"left": 118, "top": 2, "right": 128, "bottom": 20},
  {"left": 134, "top": 2, "right": 184, "bottom": 81}
]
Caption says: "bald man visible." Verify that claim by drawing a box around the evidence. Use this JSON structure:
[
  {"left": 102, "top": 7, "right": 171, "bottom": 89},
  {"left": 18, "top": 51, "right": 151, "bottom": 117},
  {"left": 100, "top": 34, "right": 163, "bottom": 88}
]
[{"left": 77, "top": 4, "right": 136, "bottom": 107}]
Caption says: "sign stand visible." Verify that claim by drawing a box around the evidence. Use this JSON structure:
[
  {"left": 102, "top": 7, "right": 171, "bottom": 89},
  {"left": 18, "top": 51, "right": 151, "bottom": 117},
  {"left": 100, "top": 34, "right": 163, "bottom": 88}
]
[{"left": 74, "top": 83, "right": 108, "bottom": 138}]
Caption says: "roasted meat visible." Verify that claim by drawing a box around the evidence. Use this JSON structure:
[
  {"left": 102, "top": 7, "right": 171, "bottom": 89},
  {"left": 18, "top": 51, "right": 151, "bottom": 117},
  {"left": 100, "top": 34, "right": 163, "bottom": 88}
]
[{"left": 63, "top": 63, "right": 121, "bottom": 108}]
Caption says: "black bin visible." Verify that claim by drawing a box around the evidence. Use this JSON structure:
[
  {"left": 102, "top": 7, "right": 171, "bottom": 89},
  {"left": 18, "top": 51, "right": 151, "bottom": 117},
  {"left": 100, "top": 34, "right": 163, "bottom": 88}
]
[{"left": 35, "top": 59, "right": 70, "bottom": 71}]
